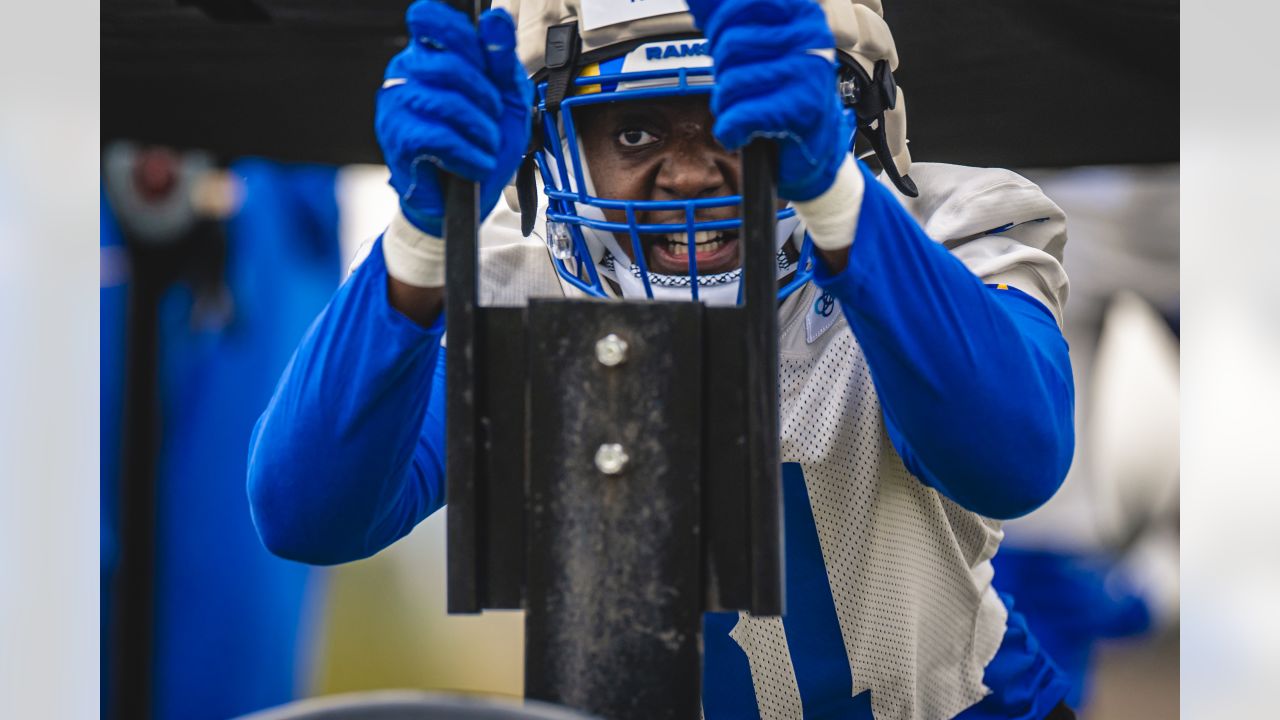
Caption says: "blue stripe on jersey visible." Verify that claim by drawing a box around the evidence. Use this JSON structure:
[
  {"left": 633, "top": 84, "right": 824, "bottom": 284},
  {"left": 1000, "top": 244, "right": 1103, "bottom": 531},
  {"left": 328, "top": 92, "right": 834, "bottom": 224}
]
[
  {"left": 703, "top": 612, "right": 761, "bottom": 718},
  {"left": 957, "top": 594, "right": 1073, "bottom": 720},
  {"left": 781, "top": 462, "right": 874, "bottom": 719},
  {"left": 703, "top": 462, "right": 1072, "bottom": 718}
]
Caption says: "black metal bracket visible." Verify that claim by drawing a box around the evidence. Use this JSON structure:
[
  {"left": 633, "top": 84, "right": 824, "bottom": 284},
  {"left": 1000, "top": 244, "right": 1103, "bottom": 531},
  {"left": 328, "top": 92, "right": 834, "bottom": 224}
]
[{"left": 442, "top": 5, "right": 785, "bottom": 711}]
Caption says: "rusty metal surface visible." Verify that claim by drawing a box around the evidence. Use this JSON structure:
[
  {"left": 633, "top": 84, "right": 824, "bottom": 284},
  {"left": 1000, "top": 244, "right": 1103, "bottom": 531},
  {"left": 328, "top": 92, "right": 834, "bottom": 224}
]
[{"left": 524, "top": 299, "right": 704, "bottom": 720}]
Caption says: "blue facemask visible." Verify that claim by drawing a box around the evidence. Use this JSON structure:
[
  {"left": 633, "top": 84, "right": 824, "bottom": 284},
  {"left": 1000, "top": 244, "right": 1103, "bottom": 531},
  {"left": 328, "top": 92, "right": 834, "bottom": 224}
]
[{"left": 532, "top": 38, "right": 856, "bottom": 305}]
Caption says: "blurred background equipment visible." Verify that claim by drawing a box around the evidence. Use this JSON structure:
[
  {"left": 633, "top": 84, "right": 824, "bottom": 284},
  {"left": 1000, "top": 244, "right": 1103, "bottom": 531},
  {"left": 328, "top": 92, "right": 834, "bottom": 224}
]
[
  {"left": 103, "top": 141, "right": 233, "bottom": 720},
  {"left": 100, "top": 2, "right": 1178, "bottom": 719},
  {"left": 102, "top": 143, "right": 343, "bottom": 720}
]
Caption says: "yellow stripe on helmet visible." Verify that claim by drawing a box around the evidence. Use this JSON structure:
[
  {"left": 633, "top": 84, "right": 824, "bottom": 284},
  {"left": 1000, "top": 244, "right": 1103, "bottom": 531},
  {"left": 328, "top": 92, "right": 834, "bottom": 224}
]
[{"left": 573, "top": 62, "right": 603, "bottom": 96}]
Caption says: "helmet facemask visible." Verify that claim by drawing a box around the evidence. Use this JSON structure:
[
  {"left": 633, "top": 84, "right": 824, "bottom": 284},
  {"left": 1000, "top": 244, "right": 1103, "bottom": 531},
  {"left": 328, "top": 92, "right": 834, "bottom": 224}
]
[{"left": 531, "top": 37, "right": 820, "bottom": 305}]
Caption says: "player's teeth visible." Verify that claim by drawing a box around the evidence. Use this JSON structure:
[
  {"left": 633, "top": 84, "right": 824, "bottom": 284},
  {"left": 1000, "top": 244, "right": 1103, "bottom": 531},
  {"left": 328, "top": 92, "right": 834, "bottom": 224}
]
[
  {"left": 664, "top": 230, "right": 729, "bottom": 250},
  {"left": 668, "top": 239, "right": 725, "bottom": 256},
  {"left": 664, "top": 230, "right": 726, "bottom": 246}
]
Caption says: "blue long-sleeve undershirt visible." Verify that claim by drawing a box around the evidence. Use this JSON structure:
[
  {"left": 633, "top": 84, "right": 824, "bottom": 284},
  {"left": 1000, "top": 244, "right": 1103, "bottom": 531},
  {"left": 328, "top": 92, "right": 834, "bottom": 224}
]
[
  {"left": 813, "top": 161, "right": 1074, "bottom": 520},
  {"left": 247, "top": 243, "right": 448, "bottom": 564}
]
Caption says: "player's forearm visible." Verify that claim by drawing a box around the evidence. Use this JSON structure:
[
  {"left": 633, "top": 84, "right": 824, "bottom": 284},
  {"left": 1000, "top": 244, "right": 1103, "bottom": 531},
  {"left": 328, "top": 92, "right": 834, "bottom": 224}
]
[
  {"left": 388, "top": 277, "right": 444, "bottom": 328},
  {"left": 383, "top": 209, "right": 446, "bottom": 326},
  {"left": 815, "top": 163, "right": 1074, "bottom": 519},
  {"left": 247, "top": 237, "right": 446, "bottom": 564}
]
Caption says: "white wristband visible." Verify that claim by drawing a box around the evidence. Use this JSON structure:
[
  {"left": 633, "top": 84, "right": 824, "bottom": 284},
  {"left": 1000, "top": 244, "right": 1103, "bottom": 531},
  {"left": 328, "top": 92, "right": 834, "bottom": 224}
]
[
  {"left": 382, "top": 208, "right": 446, "bottom": 287},
  {"left": 793, "top": 156, "right": 864, "bottom": 252}
]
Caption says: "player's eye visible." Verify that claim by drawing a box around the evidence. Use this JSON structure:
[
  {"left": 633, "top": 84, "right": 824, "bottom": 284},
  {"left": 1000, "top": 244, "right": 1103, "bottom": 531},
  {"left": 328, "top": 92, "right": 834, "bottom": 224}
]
[{"left": 617, "top": 128, "right": 659, "bottom": 148}]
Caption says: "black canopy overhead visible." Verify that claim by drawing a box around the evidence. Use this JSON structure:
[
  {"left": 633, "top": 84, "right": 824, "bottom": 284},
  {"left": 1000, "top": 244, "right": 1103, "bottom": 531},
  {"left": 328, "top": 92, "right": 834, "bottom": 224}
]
[{"left": 102, "top": 0, "right": 1178, "bottom": 168}]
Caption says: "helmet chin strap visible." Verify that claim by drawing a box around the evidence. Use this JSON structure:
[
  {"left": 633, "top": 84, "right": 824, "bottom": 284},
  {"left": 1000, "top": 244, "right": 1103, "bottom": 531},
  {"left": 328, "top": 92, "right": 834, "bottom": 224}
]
[{"left": 570, "top": 136, "right": 804, "bottom": 306}]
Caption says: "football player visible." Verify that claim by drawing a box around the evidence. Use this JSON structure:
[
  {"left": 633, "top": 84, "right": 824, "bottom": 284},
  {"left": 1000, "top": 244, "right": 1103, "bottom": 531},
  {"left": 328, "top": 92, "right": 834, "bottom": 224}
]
[{"left": 248, "top": 1, "right": 1077, "bottom": 717}]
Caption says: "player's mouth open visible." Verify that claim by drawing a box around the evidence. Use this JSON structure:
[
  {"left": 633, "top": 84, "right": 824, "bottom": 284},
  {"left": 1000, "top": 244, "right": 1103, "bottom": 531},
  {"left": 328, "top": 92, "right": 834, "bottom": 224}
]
[{"left": 645, "top": 229, "right": 740, "bottom": 275}]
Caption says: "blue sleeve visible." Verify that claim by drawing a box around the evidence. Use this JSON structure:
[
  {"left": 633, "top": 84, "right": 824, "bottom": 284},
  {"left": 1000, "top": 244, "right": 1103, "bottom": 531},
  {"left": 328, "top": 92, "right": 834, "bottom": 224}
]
[
  {"left": 814, "top": 162, "right": 1074, "bottom": 520},
  {"left": 247, "top": 238, "right": 448, "bottom": 564}
]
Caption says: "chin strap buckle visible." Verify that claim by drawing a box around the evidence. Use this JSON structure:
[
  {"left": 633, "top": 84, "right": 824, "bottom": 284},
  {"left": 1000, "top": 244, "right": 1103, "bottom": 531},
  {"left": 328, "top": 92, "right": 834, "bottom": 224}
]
[
  {"left": 517, "top": 106, "right": 544, "bottom": 238},
  {"left": 517, "top": 153, "right": 538, "bottom": 237},
  {"left": 840, "top": 58, "right": 917, "bottom": 197}
]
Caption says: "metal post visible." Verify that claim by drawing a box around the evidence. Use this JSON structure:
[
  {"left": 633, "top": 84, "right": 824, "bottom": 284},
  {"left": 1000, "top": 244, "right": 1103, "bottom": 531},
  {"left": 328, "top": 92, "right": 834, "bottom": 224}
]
[
  {"left": 444, "top": 0, "right": 486, "bottom": 615},
  {"left": 740, "top": 140, "right": 784, "bottom": 616},
  {"left": 110, "top": 246, "right": 165, "bottom": 720}
]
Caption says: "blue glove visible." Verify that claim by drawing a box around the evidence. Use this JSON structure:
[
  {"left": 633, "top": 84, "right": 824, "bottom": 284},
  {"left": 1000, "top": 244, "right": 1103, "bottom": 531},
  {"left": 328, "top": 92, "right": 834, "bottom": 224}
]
[
  {"left": 376, "top": 1, "right": 532, "bottom": 236},
  {"left": 685, "top": 0, "right": 847, "bottom": 201}
]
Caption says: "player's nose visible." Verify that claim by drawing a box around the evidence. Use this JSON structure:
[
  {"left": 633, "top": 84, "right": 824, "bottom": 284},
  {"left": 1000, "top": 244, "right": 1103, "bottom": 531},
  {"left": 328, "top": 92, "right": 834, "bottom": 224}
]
[{"left": 652, "top": 143, "right": 731, "bottom": 202}]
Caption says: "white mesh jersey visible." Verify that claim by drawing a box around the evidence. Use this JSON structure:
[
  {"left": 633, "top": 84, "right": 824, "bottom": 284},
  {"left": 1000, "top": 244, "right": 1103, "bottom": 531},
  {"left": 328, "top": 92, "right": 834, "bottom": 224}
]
[{"left": 366, "top": 161, "right": 1068, "bottom": 720}]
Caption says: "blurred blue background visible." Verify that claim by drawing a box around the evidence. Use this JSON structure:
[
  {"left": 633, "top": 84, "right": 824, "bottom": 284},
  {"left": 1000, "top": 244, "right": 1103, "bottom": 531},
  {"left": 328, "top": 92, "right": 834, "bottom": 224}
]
[{"left": 100, "top": 158, "right": 342, "bottom": 719}]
